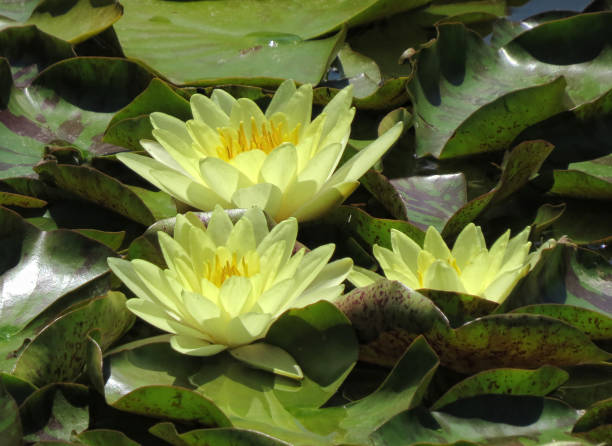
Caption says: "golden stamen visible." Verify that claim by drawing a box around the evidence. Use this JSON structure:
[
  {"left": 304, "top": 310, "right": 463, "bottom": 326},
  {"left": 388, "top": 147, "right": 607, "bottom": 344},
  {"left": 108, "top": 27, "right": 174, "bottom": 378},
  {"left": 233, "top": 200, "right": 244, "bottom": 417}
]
[{"left": 215, "top": 118, "right": 300, "bottom": 161}]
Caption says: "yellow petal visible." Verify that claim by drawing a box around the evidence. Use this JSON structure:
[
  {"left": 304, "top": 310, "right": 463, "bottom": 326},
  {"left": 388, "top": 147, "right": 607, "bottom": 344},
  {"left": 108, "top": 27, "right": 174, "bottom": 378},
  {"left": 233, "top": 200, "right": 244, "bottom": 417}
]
[
  {"left": 140, "top": 139, "right": 188, "bottom": 175},
  {"left": 226, "top": 218, "right": 256, "bottom": 258},
  {"left": 322, "top": 122, "right": 402, "bottom": 191},
  {"left": 348, "top": 266, "right": 384, "bottom": 288},
  {"left": 423, "top": 226, "right": 452, "bottom": 262},
  {"left": 116, "top": 152, "right": 170, "bottom": 191},
  {"left": 320, "top": 84, "right": 353, "bottom": 140},
  {"left": 229, "top": 149, "right": 267, "bottom": 183},
  {"left": 230, "top": 98, "right": 266, "bottom": 137},
  {"left": 190, "top": 93, "right": 230, "bottom": 128},
  {"left": 150, "top": 112, "right": 192, "bottom": 145},
  {"left": 390, "top": 229, "right": 421, "bottom": 276},
  {"left": 218, "top": 276, "right": 253, "bottom": 319},
  {"left": 152, "top": 169, "right": 229, "bottom": 210},
  {"left": 265, "top": 79, "right": 297, "bottom": 117},
  {"left": 206, "top": 205, "right": 234, "bottom": 246},
  {"left": 170, "top": 335, "right": 227, "bottom": 356},
  {"left": 200, "top": 157, "right": 252, "bottom": 203},
  {"left": 211, "top": 89, "right": 236, "bottom": 116},
  {"left": 259, "top": 143, "right": 297, "bottom": 192},
  {"left": 485, "top": 229, "right": 510, "bottom": 283},
  {"left": 482, "top": 266, "right": 528, "bottom": 303},
  {"left": 181, "top": 290, "right": 221, "bottom": 324},
  {"left": 422, "top": 260, "right": 466, "bottom": 293},
  {"left": 225, "top": 313, "right": 273, "bottom": 346},
  {"left": 125, "top": 298, "right": 178, "bottom": 334},
  {"left": 460, "top": 250, "right": 489, "bottom": 295},
  {"left": 231, "top": 183, "right": 282, "bottom": 219},
  {"left": 451, "top": 223, "right": 482, "bottom": 270},
  {"left": 230, "top": 343, "right": 303, "bottom": 380},
  {"left": 242, "top": 206, "right": 270, "bottom": 245},
  {"left": 290, "top": 180, "right": 359, "bottom": 222},
  {"left": 297, "top": 142, "right": 344, "bottom": 188},
  {"left": 256, "top": 217, "right": 297, "bottom": 267},
  {"left": 186, "top": 119, "right": 222, "bottom": 157}
]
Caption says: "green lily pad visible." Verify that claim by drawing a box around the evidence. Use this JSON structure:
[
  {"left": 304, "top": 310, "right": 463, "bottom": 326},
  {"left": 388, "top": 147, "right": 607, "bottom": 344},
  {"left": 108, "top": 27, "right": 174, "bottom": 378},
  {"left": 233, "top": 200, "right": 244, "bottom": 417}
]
[
  {"left": 340, "top": 336, "right": 439, "bottom": 444},
  {"left": 0, "top": 373, "right": 36, "bottom": 405},
  {"left": 336, "top": 280, "right": 451, "bottom": 366},
  {"left": 565, "top": 247, "right": 612, "bottom": 318},
  {"left": 573, "top": 397, "right": 612, "bottom": 434},
  {"left": 12, "top": 291, "right": 134, "bottom": 387},
  {"left": 104, "top": 78, "right": 192, "bottom": 150},
  {"left": 435, "top": 313, "right": 611, "bottom": 374},
  {"left": 410, "top": 13, "right": 612, "bottom": 158},
  {"left": 76, "top": 429, "right": 142, "bottom": 446},
  {"left": 323, "top": 205, "right": 425, "bottom": 250},
  {"left": 441, "top": 139, "right": 554, "bottom": 237},
  {"left": 431, "top": 366, "right": 569, "bottom": 410},
  {"left": 0, "top": 26, "right": 73, "bottom": 87},
  {"left": 0, "top": 0, "right": 39, "bottom": 22},
  {"left": 230, "top": 343, "right": 303, "bottom": 381},
  {"left": 361, "top": 172, "right": 467, "bottom": 233},
  {"left": 22, "top": 0, "right": 123, "bottom": 44},
  {"left": 111, "top": 385, "right": 231, "bottom": 428},
  {"left": 338, "top": 280, "right": 610, "bottom": 372},
  {"left": 554, "top": 364, "right": 612, "bottom": 409},
  {"left": 552, "top": 154, "right": 612, "bottom": 200},
  {"left": 0, "top": 57, "right": 153, "bottom": 179},
  {"left": 0, "top": 190, "right": 46, "bottom": 208},
  {"left": 19, "top": 383, "right": 89, "bottom": 443},
  {"left": 373, "top": 396, "right": 583, "bottom": 445},
  {"left": 34, "top": 160, "right": 176, "bottom": 226},
  {"left": 511, "top": 304, "right": 612, "bottom": 341},
  {"left": 549, "top": 199, "right": 612, "bottom": 245},
  {"left": 0, "top": 206, "right": 116, "bottom": 339},
  {"left": 0, "top": 380, "right": 21, "bottom": 445},
  {"left": 74, "top": 229, "right": 125, "bottom": 251},
  {"left": 419, "top": 289, "right": 499, "bottom": 327},
  {"left": 150, "top": 422, "right": 289, "bottom": 446}
]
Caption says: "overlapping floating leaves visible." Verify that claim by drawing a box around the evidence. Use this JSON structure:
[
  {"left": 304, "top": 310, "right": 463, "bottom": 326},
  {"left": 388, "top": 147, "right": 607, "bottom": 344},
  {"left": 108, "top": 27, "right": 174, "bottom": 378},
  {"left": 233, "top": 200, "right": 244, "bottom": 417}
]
[{"left": 0, "top": 0, "right": 611, "bottom": 445}]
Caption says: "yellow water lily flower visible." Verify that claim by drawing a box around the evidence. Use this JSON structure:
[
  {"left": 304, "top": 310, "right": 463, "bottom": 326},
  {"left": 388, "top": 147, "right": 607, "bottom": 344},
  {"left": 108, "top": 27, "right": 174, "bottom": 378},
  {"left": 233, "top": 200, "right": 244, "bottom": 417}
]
[
  {"left": 108, "top": 207, "right": 353, "bottom": 378},
  {"left": 116, "top": 80, "right": 403, "bottom": 222},
  {"left": 350, "top": 224, "right": 535, "bottom": 303}
]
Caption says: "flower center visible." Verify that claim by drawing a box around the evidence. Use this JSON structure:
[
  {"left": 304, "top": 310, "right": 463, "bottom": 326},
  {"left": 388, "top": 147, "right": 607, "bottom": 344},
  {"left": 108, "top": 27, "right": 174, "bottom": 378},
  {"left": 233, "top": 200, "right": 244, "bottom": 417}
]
[
  {"left": 207, "top": 250, "right": 259, "bottom": 287},
  {"left": 216, "top": 117, "right": 300, "bottom": 161}
]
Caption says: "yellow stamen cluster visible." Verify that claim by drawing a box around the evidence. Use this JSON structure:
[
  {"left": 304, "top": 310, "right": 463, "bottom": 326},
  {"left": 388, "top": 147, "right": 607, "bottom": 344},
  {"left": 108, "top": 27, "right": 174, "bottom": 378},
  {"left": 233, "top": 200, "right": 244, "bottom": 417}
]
[
  {"left": 216, "top": 118, "right": 300, "bottom": 161},
  {"left": 206, "top": 249, "right": 259, "bottom": 287}
]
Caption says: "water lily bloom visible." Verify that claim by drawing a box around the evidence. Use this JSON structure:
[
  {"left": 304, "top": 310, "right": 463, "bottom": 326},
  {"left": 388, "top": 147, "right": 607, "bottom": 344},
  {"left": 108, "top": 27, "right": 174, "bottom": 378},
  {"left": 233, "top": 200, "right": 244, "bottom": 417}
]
[
  {"left": 350, "top": 224, "right": 534, "bottom": 303},
  {"left": 108, "top": 207, "right": 353, "bottom": 378},
  {"left": 116, "top": 80, "right": 403, "bottom": 222}
]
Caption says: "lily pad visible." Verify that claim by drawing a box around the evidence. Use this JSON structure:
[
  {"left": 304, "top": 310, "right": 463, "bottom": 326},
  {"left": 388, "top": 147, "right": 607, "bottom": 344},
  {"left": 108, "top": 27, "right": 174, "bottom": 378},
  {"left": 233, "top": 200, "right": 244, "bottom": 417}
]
[
  {"left": 323, "top": 205, "right": 425, "bottom": 250},
  {"left": 19, "top": 383, "right": 89, "bottom": 443},
  {"left": 410, "top": 14, "right": 612, "bottom": 158},
  {"left": 431, "top": 366, "right": 569, "bottom": 410},
  {"left": 12, "top": 291, "right": 134, "bottom": 387},
  {"left": 22, "top": 0, "right": 123, "bottom": 44},
  {"left": 0, "top": 380, "right": 21, "bottom": 445},
  {"left": 441, "top": 139, "right": 554, "bottom": 237},
  {"left": 337, "top": 280, "right": 611, "bottom": 372},
  {"left": 551, "top": 154, "right": 612, "bottom": 200},
  {"left": 510, "top": 304, "right": 612, "bottom": 340},
  {"left": 0, "top": 206, "right": 116, "bottom": 338},
  {"left": 373, "top": 396, "right": 583, "bottom": 445},
  {"left": 34, "top": 160, "right": 176, "bottom": 225},
  {"left": 362, "top": 172, "right": 466, "bottom": 233},
  {"left": 103, "top": 78, "right": 192, "bottom": 151},
  {"left": 0, "top": 57, "right": 153, "bottom": 180}
]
